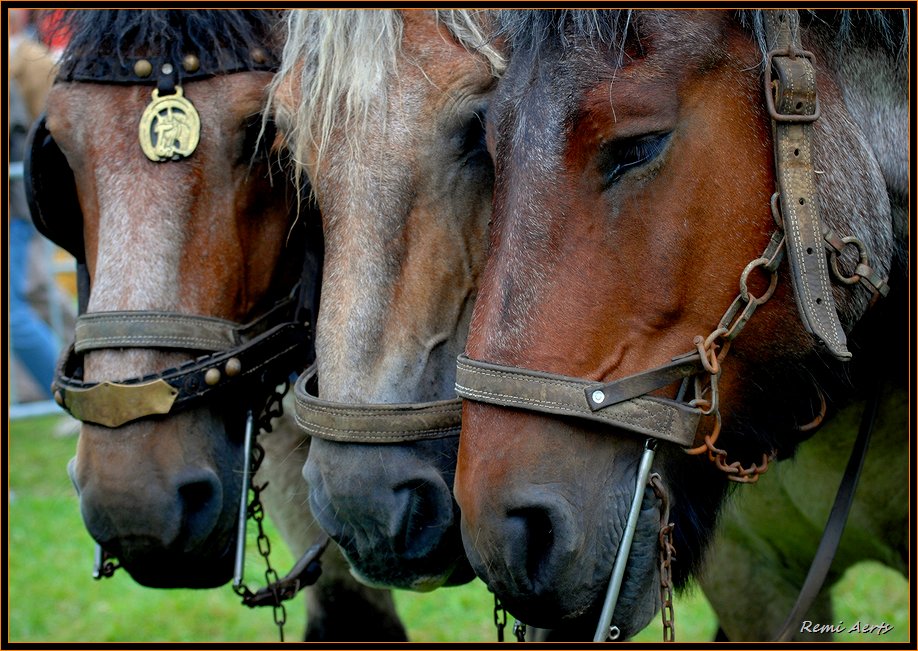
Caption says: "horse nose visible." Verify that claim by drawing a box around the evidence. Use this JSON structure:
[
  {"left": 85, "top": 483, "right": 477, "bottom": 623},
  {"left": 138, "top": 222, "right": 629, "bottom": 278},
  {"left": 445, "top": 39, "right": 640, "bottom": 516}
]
[
  {"left": 174, "top": 468, "right": 223, "bottom": 550},
  {"left": 77, "top": 462, "right": 223, "bottom": 554},
  {"left": 391, "top": 476, "right": 455, "bottom": 558},
  {"left": 470, "top": 490, "right": 582, "bottom": 596}
]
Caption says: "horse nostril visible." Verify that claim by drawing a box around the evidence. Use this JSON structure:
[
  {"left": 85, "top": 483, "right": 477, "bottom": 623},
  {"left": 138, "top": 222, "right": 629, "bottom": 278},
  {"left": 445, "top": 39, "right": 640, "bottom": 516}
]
[
  {"left": 505, "top": 505, "right": 556, "bottom": 590},
  {"left": 392, "top": 479, "right": 451, "bottom": 558},
  {"left": 176, "top": 470, "right": 223, "bottom": 550}
]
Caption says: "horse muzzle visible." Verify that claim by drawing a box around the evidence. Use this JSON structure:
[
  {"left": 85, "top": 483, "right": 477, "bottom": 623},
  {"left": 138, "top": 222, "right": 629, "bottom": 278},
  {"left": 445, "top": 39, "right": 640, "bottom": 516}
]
[{"left": 294, "top": 366, "right": 474, "bottom": 590}]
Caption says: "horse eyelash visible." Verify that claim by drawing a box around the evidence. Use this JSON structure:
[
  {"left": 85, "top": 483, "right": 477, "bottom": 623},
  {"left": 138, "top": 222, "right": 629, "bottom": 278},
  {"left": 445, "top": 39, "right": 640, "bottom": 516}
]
[{"left": 601, "top": 132, "right": 669, "bottom": 187}]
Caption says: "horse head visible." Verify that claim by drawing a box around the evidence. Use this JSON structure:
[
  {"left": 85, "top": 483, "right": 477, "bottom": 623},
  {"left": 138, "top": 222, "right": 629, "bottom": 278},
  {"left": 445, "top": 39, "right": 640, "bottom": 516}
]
[
  {"left": 32, "top": 10, "right": 311, "bottom": 587},
  {"left": 270, "top": 10, "right": 503, "bottom": 590},
  {"left": 454, "top": 9, "right": 906, "bottom": 635}
]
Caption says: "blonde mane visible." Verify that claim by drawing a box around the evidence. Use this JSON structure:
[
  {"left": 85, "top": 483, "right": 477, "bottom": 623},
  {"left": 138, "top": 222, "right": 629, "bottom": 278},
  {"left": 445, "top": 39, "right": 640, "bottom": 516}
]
[{"left": 268, "top": 9, "right": 504, "bottom": 195}]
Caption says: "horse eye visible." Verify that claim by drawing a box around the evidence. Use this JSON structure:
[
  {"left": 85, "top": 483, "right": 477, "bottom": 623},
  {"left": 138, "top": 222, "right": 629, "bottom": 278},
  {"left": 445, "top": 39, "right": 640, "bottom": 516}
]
[
  {"left": 453, "top": 107, "right": 489, "bottom": 163},
  {"left": 242, "top": 114, "right": 276, "bottom": 162},
  {"left": 599, "top": 132, "right": 670, "bottom": 187}
]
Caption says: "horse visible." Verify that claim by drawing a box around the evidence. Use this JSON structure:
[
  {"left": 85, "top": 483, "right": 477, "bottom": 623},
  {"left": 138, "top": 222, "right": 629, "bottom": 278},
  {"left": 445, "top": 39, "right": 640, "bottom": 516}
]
[
  {"left": 27, "top": 10, "right": 404, "bottom": 640},
  {"left": 269, "top": 9, "right": 504, "bottom": 591},
  {"left": 452, "top": 9, "right": 907, "bottom": 640}
]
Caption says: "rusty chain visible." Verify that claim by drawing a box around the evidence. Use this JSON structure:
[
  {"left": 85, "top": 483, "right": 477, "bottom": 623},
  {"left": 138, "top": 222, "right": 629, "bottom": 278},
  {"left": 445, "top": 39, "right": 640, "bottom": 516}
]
[
  {"left": 650, "top": 474, "right": 676, "bottom": 642},
  {"left": 683, "top": 227, "right": 786, "bottom": 482}
]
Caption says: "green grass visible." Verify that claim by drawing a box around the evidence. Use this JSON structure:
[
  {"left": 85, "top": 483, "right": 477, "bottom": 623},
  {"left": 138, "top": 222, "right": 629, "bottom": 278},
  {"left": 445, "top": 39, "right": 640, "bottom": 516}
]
[{"left": 7, "top": 414, "right": 910, "bottom": 643}]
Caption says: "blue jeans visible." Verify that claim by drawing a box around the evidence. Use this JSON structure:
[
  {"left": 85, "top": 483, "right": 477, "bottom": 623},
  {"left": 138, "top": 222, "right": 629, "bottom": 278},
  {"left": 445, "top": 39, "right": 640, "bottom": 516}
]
[{"left": 9, "top": 217, "right": 61, "bottom": 398}]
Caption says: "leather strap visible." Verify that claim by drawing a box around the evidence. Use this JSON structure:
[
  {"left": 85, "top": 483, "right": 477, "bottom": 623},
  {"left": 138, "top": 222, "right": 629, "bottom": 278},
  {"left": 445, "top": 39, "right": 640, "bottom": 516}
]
[
  {"left": 294, "top": 365, "right": 462, "bottom": 443},
  {"left": 76, "top": 312, "right": 246, "bottom": 353},
  {"left": 74, "top": 294, "right": 300, "bottom": 354},
  {"left": 455, "top": 354, "right": 701, "bottom": 447},
  {"left": 56, "top": 321, "right": 311, "bottom": 428},
  {"left": 773, "top": 388, "right": 878, "bottom": 641},
  {"left": 59, "top": 51, "right": 278, "bottom": 85},
  {"left": 586, "top": 354, "right": 706, "bottom": 410},
  {"left": 764, "top": 11, "right": 851, "bottom": 360}
]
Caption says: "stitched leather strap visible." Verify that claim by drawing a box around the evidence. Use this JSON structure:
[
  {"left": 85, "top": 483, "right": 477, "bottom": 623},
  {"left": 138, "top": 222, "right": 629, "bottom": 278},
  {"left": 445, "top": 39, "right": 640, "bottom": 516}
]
[
  {"left": 74, "top": 294, "right": 300, "bottom": 354},
  {"left": 76, "top": 312, "right": 244, "bottom": 353},
  {"left": 294, "top": 365, "right": 462, "bottom": 443},
  {"left": 455, "top": 354, "right": 701, "bottom": 447},
  {"left": 765, "top": 11, "right": 850, "bottom": 360},
  {"left": 585, "top": 354, "right": 706, "bottom": 410},
  {"left": 56, "top": 321, "right": 311, "bottom": 428}
]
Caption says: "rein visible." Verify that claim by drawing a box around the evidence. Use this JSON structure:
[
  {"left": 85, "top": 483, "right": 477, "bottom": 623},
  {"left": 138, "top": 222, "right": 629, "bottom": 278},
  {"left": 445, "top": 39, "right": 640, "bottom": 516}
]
[{"left": 455, "top": 9, "right": 890, "bottom": 642}]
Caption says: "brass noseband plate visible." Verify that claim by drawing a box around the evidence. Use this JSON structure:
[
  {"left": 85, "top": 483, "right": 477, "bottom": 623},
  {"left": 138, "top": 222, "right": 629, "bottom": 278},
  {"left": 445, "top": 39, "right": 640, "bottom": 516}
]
[
  {"left": 138, "top": 86, "right": 200, "bottom": 162},
  {"left": 61, "top": 379, "right": 179, "bottom": 428}
]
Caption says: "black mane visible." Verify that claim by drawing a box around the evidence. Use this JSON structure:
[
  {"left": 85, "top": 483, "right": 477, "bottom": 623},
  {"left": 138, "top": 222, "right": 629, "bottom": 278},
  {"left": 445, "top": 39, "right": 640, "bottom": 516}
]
[
  {"left": 494, "top": 9, "right": 909, "bottom": 62},
  {"left": 51, "top": 10, "right": 283, "bottom": 80}
]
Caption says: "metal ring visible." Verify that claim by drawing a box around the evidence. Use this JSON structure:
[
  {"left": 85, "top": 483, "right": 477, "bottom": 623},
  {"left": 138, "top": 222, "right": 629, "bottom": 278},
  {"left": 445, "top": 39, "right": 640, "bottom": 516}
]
[
  {"left": 829, "top": 236, "right": 869, "bottom": 285},
  {"left": 740, "top": 257, "right": 779, "bottom": 305}
]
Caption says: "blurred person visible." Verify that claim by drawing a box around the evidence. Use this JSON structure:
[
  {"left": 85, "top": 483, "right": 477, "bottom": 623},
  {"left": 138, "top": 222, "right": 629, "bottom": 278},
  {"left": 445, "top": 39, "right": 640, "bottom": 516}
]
[{"left": 9, "top": 79, "right": 61, "bottom": 400}]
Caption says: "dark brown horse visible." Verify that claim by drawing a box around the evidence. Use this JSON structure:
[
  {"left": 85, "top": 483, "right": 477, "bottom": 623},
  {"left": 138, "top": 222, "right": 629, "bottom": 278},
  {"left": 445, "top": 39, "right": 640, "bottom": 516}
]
[
  {"left": 28, "top": 10, "right": 403, "bottom": 640},
  {"left": 454, "top": 10, "right": 907, "bottom": 638}
]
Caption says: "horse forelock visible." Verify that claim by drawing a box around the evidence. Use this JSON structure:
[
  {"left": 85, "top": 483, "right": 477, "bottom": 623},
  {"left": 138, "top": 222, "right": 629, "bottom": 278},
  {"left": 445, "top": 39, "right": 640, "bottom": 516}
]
[
  {"left": 270, "top": 9, "right": 503, "bottom": 199},
  {"left": 55, "top": 10, "right": 284, "bottom": 80}
]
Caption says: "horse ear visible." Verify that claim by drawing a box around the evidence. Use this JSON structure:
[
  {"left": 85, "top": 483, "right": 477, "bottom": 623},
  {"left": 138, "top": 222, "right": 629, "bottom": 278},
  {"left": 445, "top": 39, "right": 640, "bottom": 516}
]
[{"left": 25, "top": 113, "right": 86, "bottom": 261}]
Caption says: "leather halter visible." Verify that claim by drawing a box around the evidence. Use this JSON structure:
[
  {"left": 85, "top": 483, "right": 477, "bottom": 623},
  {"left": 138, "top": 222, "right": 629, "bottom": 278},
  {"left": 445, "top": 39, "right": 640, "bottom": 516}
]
[
  {"left": 55, "top": 291, "right": 313, "bottom": 428},
  {"left": 47, "top": 42, "right": 317, "bottom": 429},
  {"left": 455, "top": 11, "right": 889, "bottom": 454},
  {"left": 294, "top": 365, "right": 462, "bottom": 444}
]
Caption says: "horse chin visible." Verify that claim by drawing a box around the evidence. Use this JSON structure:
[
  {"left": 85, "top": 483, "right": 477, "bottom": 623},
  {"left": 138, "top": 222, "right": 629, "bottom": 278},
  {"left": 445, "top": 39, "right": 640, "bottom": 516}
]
[
  {"left": 332, "top": 530, "right": 475, "bottom": 592},
  {"left": 114, "top": 537, "right": 236, "bottom": 589}
]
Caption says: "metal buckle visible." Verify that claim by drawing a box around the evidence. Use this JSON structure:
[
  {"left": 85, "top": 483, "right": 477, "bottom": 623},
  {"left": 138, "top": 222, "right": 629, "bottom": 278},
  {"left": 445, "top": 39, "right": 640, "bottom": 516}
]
[{"left": 764, "top": 47, "right": 821, "bottom": 123}]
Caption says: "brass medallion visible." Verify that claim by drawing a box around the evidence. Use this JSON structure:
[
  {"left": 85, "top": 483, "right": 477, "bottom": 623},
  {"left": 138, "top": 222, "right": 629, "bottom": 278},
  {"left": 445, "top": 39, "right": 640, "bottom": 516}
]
[{"left": 138, "top": 86, "right": 200, "bottom": 162}]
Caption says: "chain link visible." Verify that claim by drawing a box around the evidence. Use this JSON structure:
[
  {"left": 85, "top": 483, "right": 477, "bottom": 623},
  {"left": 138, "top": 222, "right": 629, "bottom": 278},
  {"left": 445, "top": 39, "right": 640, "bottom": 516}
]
[
  {"left": 493, "top": 594, "right": 507, "bottom": 642},
  {"left": 682, "top": 231, "right": 785, "bottom": 483},
  {"left": 650, "top": 474, "right": 675, "bottom": 642},
  {"left": 231, "top": 380, "right": 292, "bottom": 642},
  {"left": 513, "top": 620, "right": 527, "bottom": 642}
]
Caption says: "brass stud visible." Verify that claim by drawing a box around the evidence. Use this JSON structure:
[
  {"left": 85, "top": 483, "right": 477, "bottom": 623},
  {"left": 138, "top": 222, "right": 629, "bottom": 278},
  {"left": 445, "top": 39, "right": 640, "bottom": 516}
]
[
  {"left": 54, "top": 390, "right": 64, "bottom": 406},
  {"left": 182, "top": 54, "right": 200, "bottom": 73},
  {"left": 134, "top": 59, "right": 153, "bottom": 78},
  {"left": 251, "top": 48, "right": 267, "bottom": 64},
  {"left": 225, "top": 358, "right": 242, "bottom": 377},
  {"left": 204, "top": 368, "right": 222, "bottom": 386}
]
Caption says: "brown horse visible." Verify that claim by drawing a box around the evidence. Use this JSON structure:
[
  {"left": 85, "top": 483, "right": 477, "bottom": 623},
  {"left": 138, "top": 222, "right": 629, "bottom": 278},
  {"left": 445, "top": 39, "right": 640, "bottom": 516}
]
[
  {"left": 453, "top": 9, "right": 907, "bottom": 638},
  {"left": 270, "top": 10, "right": 503, "bottom": 591},
  {"left": 29, "top": 10, "right": 403, "bottom": 640}
]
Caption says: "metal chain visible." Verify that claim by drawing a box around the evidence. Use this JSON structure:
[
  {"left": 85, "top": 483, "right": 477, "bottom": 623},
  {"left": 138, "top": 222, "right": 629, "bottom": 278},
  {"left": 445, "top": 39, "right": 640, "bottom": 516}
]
[
  {"left": 493, "top": 594, "right": 507, "bottom": 642},
  {"left": 684, "top": 229, "right": 785, "bottom": 483},
  {"left": 232, "top": 379, "right": 292, "bottom": 642},
  {"left": 650, "top": 474, "right": 675, "bottom": 642}
]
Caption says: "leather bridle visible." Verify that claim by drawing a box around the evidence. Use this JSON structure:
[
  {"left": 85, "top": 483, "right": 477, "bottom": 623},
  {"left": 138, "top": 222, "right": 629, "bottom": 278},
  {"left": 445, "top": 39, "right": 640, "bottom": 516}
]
[
  {"left": 36, "top": 44, "right": 319, "bottom": 429},
  {"left": 454, "top": 10, "right": 889, "bottom": 474},
  {"left": 294, "top": 364, "right": 462, "bottom": 444},
  {"left": 451, "top": 11, "right": 891, "bottom": 641}
]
